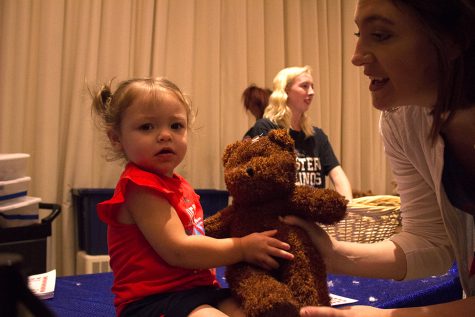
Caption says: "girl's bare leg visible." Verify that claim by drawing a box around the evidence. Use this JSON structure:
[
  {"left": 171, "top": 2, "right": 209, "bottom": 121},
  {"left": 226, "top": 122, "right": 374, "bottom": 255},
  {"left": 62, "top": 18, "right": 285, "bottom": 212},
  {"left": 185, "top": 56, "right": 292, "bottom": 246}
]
[
  {"left": 218, "top": 297, "right": 246, "bottom": 317},
  {"left": 188, "top": 297, "right": 244, "bottom": 317},
  {"left": 188, "top": 304, "right": 228, "bottom": 317}
]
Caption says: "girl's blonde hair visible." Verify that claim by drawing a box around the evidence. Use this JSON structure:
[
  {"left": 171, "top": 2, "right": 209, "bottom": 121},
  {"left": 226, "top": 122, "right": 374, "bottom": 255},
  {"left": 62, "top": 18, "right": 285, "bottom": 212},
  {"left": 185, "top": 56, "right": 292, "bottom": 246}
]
[
  {"left": 264, "top": 65, "right": 314, "bottom": 138},
  {"left": 90, "top": 77, "right": 194, "bottom": 161}
]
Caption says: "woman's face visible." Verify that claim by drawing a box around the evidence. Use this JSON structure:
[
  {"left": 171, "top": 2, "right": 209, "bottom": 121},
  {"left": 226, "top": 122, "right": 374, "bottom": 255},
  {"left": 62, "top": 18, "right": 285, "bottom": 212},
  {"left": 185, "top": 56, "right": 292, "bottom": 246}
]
[
  {"left": 286, "top": 73, "right": 315, "bottom": 116},
  {"left": 352, "top": 0, "right": 439, "bottom": 110}
]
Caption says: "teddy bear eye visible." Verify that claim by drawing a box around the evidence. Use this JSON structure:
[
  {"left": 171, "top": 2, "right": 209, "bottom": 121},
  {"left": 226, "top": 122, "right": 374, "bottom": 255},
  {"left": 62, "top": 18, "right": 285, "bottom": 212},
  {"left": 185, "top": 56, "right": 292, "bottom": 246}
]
[{"left": 246, "top": 167, "right": 254, "bottom": 176}]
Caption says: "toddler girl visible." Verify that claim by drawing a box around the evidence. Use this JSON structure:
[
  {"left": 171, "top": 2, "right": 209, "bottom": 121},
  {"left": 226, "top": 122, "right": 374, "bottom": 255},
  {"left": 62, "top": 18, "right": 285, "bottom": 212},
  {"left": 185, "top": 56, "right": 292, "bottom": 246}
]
[{"left": 91, "top": 77, "right": 293, "bottom": 317}]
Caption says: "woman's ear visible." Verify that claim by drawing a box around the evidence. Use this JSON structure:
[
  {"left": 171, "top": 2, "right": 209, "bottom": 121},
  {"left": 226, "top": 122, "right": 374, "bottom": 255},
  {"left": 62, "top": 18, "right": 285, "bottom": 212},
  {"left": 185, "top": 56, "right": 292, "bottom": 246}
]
[{"left": 107, "top": 129, "right": 122, "bottom": 151}]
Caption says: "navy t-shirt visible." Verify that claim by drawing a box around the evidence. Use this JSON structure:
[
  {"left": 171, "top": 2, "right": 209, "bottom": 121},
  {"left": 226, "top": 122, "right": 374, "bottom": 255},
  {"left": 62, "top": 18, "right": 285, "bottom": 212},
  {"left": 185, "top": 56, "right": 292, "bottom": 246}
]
[{"left": 244, "top": 118, "right": 340, "bottom": 189}]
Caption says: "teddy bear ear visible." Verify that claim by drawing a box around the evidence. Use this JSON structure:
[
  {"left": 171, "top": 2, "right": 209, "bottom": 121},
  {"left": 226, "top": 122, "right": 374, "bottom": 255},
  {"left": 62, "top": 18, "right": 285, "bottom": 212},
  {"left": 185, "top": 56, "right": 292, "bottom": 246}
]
[
  {"left": 267, "top": 129, "right": 294, "bottom": 152},
  {"left": 222, "top": 141, "right": 242, "bottom": 166}
]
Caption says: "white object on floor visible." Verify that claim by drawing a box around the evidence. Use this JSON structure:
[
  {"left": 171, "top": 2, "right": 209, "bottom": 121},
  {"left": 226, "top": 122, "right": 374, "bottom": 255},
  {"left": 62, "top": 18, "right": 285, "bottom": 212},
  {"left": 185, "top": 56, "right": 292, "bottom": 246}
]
[{"left": 76, "top": 251, "right": 111, "bottom": 274}]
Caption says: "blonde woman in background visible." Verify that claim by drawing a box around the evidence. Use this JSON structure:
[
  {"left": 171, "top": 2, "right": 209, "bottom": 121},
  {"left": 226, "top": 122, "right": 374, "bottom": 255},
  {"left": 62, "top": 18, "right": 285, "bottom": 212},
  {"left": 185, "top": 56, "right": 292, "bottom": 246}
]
[{"left": 245, "top": 66, "right": 353, "bottom": 201}]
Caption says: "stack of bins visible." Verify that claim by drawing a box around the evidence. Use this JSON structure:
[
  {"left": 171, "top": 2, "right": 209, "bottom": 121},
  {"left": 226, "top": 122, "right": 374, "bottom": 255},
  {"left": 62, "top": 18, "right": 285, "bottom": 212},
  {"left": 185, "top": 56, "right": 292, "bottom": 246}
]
[
  {"left": 0, "top": 154, "right": 61, "bottom": 275},
  {"left": 0, "top": 154, "right": 40, "bottom": 228}
]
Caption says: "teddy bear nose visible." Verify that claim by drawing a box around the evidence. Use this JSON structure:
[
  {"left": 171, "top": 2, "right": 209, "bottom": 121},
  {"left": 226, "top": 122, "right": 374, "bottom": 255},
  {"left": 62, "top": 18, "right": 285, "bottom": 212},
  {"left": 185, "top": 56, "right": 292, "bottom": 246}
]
[{"left": 246, "top": 167, "right": 254, "bottom": 177}]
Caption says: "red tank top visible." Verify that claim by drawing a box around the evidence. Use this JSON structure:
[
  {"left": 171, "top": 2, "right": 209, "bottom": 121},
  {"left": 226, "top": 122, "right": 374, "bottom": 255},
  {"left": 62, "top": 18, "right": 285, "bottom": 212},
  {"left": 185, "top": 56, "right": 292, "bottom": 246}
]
[{"left": 97, "top": 163, "right": 218, "bottom": 316}]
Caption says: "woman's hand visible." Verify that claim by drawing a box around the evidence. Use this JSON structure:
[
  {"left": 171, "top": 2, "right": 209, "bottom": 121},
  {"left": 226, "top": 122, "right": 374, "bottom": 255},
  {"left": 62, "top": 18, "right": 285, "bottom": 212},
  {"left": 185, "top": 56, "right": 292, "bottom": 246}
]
[
  {"left": 300, "top": 305, "right": 391, "bottom": 317},
  {"left": 279, "top": 215, "right": 336, "bottom": 271},
  {"left": 240, "top": 229, "right": 294, "bottom": 270}
]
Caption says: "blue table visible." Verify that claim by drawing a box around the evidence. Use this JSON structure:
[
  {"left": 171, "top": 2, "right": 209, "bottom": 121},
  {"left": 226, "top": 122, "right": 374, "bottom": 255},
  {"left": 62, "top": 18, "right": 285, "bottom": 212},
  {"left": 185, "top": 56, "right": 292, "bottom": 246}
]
[{"left": 46, "top": 265, "right": 462, "bottom": 316}]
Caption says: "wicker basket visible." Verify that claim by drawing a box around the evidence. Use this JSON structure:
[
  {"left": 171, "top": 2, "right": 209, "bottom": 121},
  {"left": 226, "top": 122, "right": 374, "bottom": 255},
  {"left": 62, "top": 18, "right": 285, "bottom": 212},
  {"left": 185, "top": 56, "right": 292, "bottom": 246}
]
[{"left": 322, "top": 195, "right": 401, "bottom": 243}]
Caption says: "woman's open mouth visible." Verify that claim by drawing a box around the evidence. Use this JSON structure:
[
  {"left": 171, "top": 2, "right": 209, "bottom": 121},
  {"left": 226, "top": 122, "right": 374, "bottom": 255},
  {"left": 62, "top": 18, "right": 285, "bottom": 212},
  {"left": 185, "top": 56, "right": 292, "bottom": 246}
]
[{"left": 369, "top": 77, "right": 389, "bottom": 92}]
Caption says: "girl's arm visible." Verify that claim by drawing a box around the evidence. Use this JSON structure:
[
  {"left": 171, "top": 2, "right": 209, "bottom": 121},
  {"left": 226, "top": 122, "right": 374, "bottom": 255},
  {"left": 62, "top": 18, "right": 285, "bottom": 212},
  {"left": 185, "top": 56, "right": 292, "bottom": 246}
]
[{"left": 125, "top": 182, "right": 293, "bottom": 270}]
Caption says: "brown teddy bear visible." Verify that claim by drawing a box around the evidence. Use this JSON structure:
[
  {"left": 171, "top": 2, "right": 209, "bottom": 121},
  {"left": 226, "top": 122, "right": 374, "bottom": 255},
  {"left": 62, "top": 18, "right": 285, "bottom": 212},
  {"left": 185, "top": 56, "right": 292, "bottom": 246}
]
[{"left": 204, "top": 129, "right": 348, "bottom": 317}]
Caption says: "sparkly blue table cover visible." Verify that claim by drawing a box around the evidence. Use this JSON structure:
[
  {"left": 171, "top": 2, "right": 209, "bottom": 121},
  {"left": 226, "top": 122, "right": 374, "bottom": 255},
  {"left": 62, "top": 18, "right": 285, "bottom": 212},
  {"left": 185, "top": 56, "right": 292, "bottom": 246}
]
[{"left": 46, "top": 264, "right": 462, "bottom": 316}]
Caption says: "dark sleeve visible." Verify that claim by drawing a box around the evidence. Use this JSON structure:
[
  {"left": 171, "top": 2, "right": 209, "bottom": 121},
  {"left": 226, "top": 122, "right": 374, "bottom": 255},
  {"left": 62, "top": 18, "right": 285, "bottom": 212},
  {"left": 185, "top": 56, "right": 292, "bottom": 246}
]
[
  {"left": 314, "top": 127, "right": 340, "bottom": 175},
  {"left": 243, "top": 118, "right": 280, "bottom": 139}
]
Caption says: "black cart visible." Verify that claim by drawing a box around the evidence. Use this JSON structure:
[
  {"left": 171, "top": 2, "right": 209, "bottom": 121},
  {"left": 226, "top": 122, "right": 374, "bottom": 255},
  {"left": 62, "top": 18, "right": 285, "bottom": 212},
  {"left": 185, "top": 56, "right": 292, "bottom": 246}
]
[{"left": 0, "top": 203, "right": 61, "bottom": 275}]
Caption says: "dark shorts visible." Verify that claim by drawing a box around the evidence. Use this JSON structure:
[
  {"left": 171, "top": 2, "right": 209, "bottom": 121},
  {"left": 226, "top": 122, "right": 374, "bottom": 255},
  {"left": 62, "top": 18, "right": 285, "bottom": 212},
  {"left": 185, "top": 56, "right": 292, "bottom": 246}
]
[{"left": 120, "top": 286, "right": 232, "bottom": 317}]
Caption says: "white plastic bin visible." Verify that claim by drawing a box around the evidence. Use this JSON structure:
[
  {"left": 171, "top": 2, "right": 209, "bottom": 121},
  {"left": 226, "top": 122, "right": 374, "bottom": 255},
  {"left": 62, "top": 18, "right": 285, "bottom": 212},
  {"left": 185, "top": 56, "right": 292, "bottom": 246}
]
[
  {"left": 0, "top": 196, "right": 41, "bottom": 228},
  {"left": 0, "top": 176, "right": 31, "bottom": 202},
  {"left": 0, "top": 153, "right": 30, "bottom": 181}
]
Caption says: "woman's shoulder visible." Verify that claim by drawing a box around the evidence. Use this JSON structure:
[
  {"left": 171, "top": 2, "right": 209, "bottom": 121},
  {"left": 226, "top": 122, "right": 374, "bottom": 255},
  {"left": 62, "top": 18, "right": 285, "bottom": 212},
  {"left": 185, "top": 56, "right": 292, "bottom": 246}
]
[
  {"left": 244, "top": 118, "right": 280, "bottom": 138},
  {"left": 381, "top": 106, "right": 432, "bottom": 133},
  {"left": 380, "top": 106, "right": 434, "bottom": 152},
  {"left": 311, "top": 126, "right": 327, "bottom": 136},
  {"left": 254, "top": 118, "right": 279, "bottom": 128},
  {"left": 381, "top": 105, "right": 430, "bottom": 123}
]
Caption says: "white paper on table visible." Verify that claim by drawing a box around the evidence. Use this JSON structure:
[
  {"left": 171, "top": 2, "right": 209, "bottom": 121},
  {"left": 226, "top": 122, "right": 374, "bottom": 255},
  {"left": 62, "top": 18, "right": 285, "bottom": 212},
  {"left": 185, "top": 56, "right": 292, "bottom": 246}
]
[
  {"left": 28, "top": 269, "right": 56, "bottom": 300},
  {"left": 330, "top": 293, "right": 358, "bottom": 306}
]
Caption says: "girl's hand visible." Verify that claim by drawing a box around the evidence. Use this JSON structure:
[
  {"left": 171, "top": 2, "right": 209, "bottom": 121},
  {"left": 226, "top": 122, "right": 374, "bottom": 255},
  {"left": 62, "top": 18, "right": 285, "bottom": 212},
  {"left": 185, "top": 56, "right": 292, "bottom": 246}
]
[
  {"left": 279, "top": 215, "right": 336, "bottom": 271},
  {"left": 240, "top": 230, "right": 294, "bottom": 270}
]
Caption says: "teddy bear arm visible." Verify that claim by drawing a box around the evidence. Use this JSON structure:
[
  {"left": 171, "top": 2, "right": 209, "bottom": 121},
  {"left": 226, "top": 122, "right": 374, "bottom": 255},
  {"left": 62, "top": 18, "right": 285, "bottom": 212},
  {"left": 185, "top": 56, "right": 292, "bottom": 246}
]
[
  {"left": 289, "top": 186, "right": 347, "bottom": 225},
  {"left": 204, "top": 206, "right": 234, "bottom": 238}
]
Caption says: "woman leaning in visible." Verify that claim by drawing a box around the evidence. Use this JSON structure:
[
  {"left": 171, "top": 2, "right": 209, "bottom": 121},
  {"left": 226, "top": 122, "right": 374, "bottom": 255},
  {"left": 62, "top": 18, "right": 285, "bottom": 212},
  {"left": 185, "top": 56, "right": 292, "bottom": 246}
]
[{"left": 283, "top": 0, "right": 475, "bottom": 316}]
